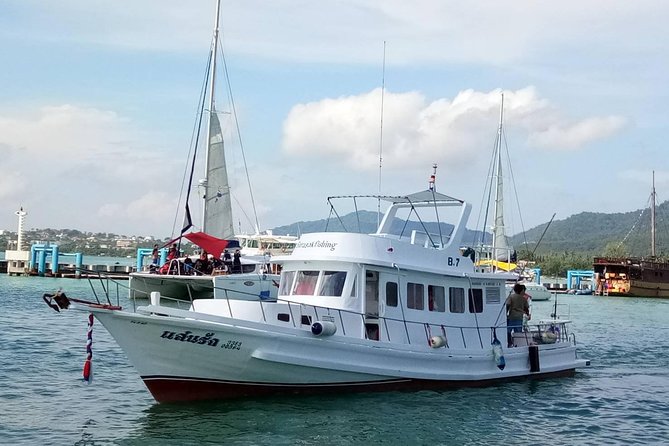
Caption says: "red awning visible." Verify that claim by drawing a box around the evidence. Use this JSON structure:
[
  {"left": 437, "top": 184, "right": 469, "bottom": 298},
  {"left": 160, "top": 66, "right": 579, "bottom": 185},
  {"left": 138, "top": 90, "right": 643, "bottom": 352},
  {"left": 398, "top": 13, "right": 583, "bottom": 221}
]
[{"left": 183, "top": 232, "right": 231, "bottom": 258}]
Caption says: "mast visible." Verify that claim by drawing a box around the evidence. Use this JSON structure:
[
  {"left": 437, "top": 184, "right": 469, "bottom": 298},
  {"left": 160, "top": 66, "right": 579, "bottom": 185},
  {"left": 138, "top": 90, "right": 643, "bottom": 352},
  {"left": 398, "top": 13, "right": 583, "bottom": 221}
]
[
  {"left": 201, "top": 0, "right": 235, "bottom": 239},
  {"left": 651, "top": 170, "right": 656, "bottom": 257},
  {"left": 491, "top": 94, "right": 509, "bottom": 263},
  {"left": 202, "top": 0, "right": 221, "bottom": 233}
]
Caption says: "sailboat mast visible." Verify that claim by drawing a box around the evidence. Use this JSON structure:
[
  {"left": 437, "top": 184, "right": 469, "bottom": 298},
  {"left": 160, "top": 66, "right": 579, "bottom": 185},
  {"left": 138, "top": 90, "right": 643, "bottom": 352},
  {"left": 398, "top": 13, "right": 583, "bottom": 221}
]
[
  {"left": 651, "top": 170, "right": 656, "bottom": 257},
  {"left": 491, "top": 94, "right": 505, "bottom": 264},
  {"left": 202, "top": 0, "right": 222, "bottom": 234}
]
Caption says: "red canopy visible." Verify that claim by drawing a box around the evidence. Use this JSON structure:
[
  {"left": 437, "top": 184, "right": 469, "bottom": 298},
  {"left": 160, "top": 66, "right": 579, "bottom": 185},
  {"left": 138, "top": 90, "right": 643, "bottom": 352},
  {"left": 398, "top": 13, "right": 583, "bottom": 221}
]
[{"left": 183, "top": 232, "right": 231, "bottom": 258}]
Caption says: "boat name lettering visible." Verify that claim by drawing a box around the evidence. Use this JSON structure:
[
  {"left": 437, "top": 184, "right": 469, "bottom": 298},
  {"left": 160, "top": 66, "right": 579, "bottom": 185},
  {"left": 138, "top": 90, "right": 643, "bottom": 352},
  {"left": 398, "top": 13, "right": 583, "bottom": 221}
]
[
  {"left": 160, "top": 330, "right": 220, "bottom": 346},
  {"left": 295, "top": 240, "right": 338, "bottom": 251},
  {"left": 221, "top": 340, "right": 242, "bottom": 350}
]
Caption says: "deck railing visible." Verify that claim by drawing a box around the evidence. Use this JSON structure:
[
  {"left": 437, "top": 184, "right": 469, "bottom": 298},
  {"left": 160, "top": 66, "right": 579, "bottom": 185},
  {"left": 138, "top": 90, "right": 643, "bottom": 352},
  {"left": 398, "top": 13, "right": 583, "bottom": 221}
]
[{"left": 84, "top": 272, "right": 575, "bottom": 351}]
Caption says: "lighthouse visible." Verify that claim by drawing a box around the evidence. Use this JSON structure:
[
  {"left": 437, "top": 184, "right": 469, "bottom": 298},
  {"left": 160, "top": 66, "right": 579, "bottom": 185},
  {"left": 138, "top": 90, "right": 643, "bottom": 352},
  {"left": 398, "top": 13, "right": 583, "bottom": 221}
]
[
  {"left": 5, "top": 207, "right": 31, "bottom": 275},
  {"left": 15, "top": 207, "right": 27, "bottom": 251}
]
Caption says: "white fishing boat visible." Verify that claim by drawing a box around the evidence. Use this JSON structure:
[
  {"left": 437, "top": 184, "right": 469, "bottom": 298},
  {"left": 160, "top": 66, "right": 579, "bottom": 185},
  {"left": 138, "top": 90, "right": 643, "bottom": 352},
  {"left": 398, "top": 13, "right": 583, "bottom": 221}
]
[
  {"left": 128, "top": 0, "right": 280, "bottom": 301},
  {"left": 475, "top": 94, "right": 552, "bottom": 302},
  {"left": 47, "top": 170, "right": 589, "bottom": 403}
]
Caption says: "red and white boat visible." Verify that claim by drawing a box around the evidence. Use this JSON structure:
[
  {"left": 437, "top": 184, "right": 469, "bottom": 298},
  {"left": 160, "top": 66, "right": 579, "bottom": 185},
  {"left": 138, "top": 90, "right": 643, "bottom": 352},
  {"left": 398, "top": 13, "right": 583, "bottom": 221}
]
[{"left": 47, "top": 173, "right": 589, "bottom": 403}]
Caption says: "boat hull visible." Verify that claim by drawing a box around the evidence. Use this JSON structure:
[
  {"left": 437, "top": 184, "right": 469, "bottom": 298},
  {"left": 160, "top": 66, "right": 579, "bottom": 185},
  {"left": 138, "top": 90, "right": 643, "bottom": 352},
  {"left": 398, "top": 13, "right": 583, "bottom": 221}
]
[
  {"left": 128, "top": 272, "right": 278, "bottom": 301},
  {"left": 89, "top": 306, "right": 586, "bottom": 403},
  {"left": 594, "top": 257, "right": 669, "bottom": 298},
  {"left": 142, "top": 369, "right": 576, "bottom": 403}
]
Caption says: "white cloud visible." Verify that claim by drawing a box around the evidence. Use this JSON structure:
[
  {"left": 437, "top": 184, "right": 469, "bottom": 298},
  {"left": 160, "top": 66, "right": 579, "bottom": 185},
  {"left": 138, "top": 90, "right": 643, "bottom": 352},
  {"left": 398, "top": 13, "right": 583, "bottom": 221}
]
[
  {"left": 0, "top": 169, "right": 28, "bottom": 201},
  {"left": 97, "top": 191, "right": 178, "bottom": 230},
  {"left": 0, "top": 104, "right": 183, "bottom": 235},
  {"left": 5, "top": 1, "right": 666, "bottom": 66},
  {"left": 0, "top": 104, "right": 127, "bottom": 160},
  {"left": 282, "top": 87, "right": 626, "bottom": 170},
  {"left": 528, "top": 116, "right": 627, "bottom": 150}
]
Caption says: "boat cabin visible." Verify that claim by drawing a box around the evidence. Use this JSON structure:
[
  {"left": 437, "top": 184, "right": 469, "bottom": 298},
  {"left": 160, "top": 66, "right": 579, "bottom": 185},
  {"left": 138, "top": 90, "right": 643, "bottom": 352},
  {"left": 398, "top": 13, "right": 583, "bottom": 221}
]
[{"left": 267, "top": 191, "right": 513, "bottom": 348}]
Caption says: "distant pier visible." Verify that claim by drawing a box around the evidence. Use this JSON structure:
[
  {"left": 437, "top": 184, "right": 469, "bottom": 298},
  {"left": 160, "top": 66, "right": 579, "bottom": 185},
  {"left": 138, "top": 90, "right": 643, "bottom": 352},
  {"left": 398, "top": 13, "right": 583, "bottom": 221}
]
[{"left": 1, "top": 259, "right": 134, "bottom": 279}]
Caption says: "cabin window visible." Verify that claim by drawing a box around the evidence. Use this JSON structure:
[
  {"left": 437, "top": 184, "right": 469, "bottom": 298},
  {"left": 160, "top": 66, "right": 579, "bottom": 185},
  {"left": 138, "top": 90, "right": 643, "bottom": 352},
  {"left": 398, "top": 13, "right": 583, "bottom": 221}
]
[
  {"left": 350, "top": 275, "right": 357, "bottom": 297},
  {"left": 485, "top": 286, "right": 501, "bottom": 304},
  {"left": 279, "top": 271, "right": 295, "bottom": 295},
  {"left": 292, "top": 270, "right": 319, "bottom": 295},
  {"left": 318, "top": 271, "right": 347, "bottom": 296},
  {"left": 386, "top": 281, "right": 398, "bottom": 307},
  {"left": 469, "top": 289, "right": 484, "bottom": 313},
  {"left": 428, "top": 285, "right": 445, "bottom": 312},
  {"left": 241, "top": 264, "right": 256, "bottom": 274},
  {"left": 449, "top": 287, "right": 465, "bottom": 313},
  {"left": 407, "top": 282, "right": 424, "bottom": 310}
]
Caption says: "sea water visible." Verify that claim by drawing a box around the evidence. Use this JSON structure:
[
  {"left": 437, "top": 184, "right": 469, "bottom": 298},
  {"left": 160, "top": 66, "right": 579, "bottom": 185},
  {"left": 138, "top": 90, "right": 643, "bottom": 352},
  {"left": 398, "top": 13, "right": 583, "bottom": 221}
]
[{"left": 1, "top": 274, "right": 668, "bottom": 445}]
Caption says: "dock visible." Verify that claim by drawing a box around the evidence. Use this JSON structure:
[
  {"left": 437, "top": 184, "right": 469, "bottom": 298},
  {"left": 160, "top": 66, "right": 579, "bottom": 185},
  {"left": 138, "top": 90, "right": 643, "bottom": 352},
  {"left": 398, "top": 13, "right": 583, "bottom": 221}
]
[{"left": 2, "top": 259, "right": 134, "bottom": 279}]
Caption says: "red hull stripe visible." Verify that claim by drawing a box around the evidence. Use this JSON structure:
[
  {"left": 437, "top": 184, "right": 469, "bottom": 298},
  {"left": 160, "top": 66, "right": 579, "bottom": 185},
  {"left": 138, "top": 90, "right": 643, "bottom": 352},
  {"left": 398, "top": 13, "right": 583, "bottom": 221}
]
[{"left": 142, "top": 369, "right": 576, "bottom": 403}]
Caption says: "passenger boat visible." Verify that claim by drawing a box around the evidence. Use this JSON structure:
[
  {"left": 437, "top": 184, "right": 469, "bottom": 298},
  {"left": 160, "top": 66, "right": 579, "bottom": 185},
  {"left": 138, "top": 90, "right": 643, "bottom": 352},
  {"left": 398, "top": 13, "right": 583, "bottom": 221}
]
[
  {"left": 593, "top": 172, "right": 669, "bottom": 297},
  {"left": 128, "top": 0, "right": 282, "bottom": 301},
  {"left": 45, "top": 170, "right": 589, "bottom": 403}
]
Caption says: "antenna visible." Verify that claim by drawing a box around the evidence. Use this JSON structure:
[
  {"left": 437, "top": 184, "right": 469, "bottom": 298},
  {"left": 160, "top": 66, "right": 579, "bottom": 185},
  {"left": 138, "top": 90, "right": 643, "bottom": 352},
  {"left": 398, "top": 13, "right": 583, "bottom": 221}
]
[{"left": 377, "top": 41, "right": 386, "bottom": 227}]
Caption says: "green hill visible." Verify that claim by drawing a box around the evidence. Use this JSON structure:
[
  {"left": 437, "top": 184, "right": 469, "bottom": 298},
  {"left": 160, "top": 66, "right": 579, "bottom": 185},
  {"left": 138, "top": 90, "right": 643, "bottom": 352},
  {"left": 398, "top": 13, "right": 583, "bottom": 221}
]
[
  {"left": 273, "top": 210, "right": 487, "bottom": 245},
  {"left": 273, "top": 202, "right": 668, "bottom": 258},
  {"left": 511, "top": 201, "right": 668, "bottom": 257}
]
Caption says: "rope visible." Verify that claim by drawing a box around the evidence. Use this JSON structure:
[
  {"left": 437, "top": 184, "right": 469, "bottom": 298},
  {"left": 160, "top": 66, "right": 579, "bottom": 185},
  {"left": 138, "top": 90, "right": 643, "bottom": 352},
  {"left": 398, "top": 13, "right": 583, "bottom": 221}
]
[
  {"left": 83, "top": 313, "right": 93, "bottom": 384},
  {"left": 618, "top": 198, "right": 650, "bottom": 248}
]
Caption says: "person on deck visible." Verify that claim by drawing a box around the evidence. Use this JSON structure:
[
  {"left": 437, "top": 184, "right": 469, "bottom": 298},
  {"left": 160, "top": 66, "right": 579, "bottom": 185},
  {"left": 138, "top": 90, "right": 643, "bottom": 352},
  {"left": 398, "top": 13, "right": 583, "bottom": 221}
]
[
  {"left": 232, "top": 249, "right": 242, "bottom": 274},
  {"left": 223, "top": 249, "right": 232, "bottom": 272},
  {"left": 167, "top": 243, "right": 179, "bottom": 261},
  {"left": 151, "top": 244, "right": 160, "bottom": 266},
  {"left": 506, "top": 283, "right": 530, "bottom": 347}
]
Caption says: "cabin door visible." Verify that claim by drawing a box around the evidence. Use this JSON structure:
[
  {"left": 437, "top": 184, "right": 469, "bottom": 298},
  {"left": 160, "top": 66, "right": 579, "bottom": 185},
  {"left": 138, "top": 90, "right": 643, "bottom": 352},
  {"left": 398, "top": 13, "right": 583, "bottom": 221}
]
[{"left": 365, "top": 270, "right": 379, "bottom": 340}]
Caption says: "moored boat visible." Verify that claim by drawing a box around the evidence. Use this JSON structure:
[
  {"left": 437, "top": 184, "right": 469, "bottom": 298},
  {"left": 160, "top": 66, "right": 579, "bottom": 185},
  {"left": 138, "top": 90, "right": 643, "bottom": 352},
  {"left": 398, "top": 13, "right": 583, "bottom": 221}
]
[
  {"left": 128, "top": 0, "right": 282, "bottom": 301},
  {"left": 474, "top": 94, "right": 552, "bottom": 302},
  {"left": 505, "top": 282, "right": 552, "bottom": 302},
  {"left": 45, "top": 172, "right": 589, "bottom": 403},
  {"left": 593, "top": 172, "right": 669, "bottom": 298}
]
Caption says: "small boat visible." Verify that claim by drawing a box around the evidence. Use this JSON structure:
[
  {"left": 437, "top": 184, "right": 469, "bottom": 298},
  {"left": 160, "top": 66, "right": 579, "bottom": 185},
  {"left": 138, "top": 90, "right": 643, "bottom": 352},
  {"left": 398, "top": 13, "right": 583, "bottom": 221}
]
[
  {"left": 593, "top": 172, "right": 669, "bottom": 298},
  {"left": 506, "top": 282, "right": 552, "bottom": 302},
  {"left": 46, "top": 169, "right": 589, "bottom": 403}
]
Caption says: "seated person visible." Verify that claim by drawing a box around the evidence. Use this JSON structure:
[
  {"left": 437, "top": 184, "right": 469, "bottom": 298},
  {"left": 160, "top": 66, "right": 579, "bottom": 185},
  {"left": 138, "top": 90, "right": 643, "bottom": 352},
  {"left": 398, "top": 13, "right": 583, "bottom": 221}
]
[
  {"left": 193, "top": 252, "right": 212, "bottom": 275},
  {"left": 183, "top": 257, "right": 194, "bottom": 275}
]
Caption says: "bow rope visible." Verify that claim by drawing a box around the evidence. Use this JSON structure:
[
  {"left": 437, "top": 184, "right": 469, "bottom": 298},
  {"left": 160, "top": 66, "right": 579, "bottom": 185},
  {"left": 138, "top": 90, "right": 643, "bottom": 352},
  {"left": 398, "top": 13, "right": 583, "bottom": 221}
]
[{"left": 83, "top": 313, "right": 93, "bottom": 383}]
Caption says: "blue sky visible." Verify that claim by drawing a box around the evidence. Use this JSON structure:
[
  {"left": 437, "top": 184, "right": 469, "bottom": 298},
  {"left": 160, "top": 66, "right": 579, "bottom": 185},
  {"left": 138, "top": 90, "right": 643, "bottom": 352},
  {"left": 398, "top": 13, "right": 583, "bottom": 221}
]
[{"left": 1, "top": 1, "right": 667, "bottom": 239}]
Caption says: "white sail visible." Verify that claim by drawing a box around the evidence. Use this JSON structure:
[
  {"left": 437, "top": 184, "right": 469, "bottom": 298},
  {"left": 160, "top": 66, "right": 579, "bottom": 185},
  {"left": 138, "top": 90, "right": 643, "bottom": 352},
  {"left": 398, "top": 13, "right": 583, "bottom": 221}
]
[
  {"left": 203, "top": 110, "right": 235, "bottom": 239},
  {"left": 491, "top": 94, "right": 513, "bottom": 262}
]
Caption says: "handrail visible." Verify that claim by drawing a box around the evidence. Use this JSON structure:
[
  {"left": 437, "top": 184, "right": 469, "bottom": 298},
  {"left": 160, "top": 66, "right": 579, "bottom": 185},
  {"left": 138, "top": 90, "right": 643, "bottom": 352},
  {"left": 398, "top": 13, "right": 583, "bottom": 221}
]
[
  {"left": 210, "top": 294, "right": 575, "bottom": 350},
  {"left": 83, "top": 270, "right": 576, "bottom": 349}
]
